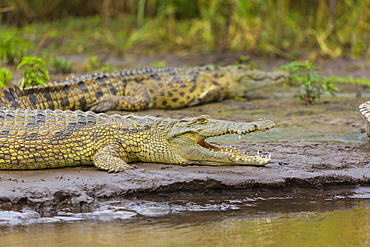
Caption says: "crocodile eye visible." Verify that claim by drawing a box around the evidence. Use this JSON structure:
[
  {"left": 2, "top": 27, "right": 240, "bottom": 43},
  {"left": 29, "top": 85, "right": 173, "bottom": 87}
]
[{"left": 197, "top": 118, "right": 208, "bottom": 123}]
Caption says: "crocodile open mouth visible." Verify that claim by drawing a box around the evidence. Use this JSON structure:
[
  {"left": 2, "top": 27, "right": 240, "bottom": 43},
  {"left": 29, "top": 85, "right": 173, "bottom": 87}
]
[
  {"left": 195, "top": 134, "right": 271, "bottom": 166},
  {"left": 170, "top": 117, "right": 274, "bottom": 166}
]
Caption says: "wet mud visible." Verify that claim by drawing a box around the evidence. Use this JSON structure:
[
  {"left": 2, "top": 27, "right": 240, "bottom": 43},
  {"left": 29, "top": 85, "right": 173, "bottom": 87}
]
[
  {"left": 0, "top": 140, "right": 369, "bottom": 211},
  {"left": 1, "top": 57, "right": 370, "bottom": 213}
]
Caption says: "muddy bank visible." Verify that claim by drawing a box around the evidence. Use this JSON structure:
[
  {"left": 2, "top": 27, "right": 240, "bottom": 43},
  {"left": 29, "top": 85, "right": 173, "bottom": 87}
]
[
  {"left": 1, "top": 129, "right": 370, "bottom": 212},
  {"left": 0, "top": 140, "right": 369, "bottom": 212},
  {"left": 1, "top": 57, "right": 370, "bottom": 211}
]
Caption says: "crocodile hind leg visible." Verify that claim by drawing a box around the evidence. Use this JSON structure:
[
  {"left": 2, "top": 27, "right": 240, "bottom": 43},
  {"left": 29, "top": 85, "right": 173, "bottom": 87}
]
[
  {"left": 88, "top": 83, "right": 150, "bottom": 112},
  {"left": 187, "top": 85, "right": 222, "bottom": 107},
  {"left": 93, "top": 143, "right": 132, "bottom": 172}
]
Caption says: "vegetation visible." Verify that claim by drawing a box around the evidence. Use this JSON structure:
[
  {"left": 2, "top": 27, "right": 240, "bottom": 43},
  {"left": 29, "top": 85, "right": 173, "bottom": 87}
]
[
  {"left": 0, "top": 32, "right": 34, "bottom": 65},
  {"left": 50, "top": 57, "right": 73, "bottom": 74},
  {"left": 321, "top": 76, "right": 370, "bottom": 86},
  {"left": 17, "top": 56, "right": 50, "bottom": 88},
  {"left": 84, "top": 55, "right": 119, "bottom": 73},
  {"left": 280, "top": 61, "right": 338, "bottom": 105},
  {"left": 0, "top": 1, "right": 369, "bottom": 98},
  {"left": 0, "top": 1, "right": 369, "bottom": 58},
  {"left": 0, "top": 68, "right": 13, "bottom": 88}
]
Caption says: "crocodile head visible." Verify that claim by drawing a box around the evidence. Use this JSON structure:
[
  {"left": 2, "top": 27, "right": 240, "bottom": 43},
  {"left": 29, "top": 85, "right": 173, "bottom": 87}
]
[
  {"left": 222, "top": 65, "right": 290, "bottom": 97},
  {"left": 160, "top": 115, "right": 274, "bottom": 166}
]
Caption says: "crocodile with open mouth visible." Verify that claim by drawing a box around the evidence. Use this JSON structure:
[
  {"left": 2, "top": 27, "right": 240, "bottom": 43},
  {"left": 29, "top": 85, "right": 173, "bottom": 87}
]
[{"left": 0, "top": 109, "right": 274, "bottom": 172}]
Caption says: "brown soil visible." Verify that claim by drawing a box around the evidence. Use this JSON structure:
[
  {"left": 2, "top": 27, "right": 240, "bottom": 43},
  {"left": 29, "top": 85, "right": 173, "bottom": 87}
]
[{"left": 1, "top": 56, "right": 370, "bottom": 211}]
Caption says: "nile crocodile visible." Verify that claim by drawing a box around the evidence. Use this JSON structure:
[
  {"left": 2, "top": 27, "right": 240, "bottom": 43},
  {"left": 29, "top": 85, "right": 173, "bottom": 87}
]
[
  {"left": 0, "top": 109, "right": 274, "bottom": 172},
  {"left": 0, "top": 65, "right": 288, "bottom": 112},
  {"left": 359, "top": 101, "right": 370, "bottom": 137}
]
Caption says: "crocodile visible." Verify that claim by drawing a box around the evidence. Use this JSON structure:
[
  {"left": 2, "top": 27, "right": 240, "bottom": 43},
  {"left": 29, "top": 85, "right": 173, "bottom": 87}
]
[
  {"left": 0, "top": 109, "right": 274, "bottom": 172},
  {"left": 0, "top": 65, "right": 288, "bottom": 112},
  {"left": 359, "top": 101, "right": 370, "bottom": 137}
]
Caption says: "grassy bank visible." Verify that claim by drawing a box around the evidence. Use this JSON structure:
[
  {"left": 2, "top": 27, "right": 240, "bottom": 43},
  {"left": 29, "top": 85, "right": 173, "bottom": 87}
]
[{"left": 1, "top": 0, "right": 369, "bottom": 59}]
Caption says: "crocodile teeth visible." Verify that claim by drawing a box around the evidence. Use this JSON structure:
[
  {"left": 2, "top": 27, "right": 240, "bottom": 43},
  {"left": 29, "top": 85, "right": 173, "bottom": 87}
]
[{"left": 231, "top": 153, "right": 272, "bottom": 164}]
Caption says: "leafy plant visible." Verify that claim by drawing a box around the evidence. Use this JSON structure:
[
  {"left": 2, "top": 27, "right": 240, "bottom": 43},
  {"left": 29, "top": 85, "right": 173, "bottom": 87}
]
[
  {"left": 278, "top": 61, "right": 303, "bottom": 86},
  {"left": 17, "top": 57, "right": 50, "bottom": 88},
  {"left": 0, "top": 33, "right": 34, "bottom": 65},
  {"left": 0, "top": 68, "right": 13, "bottom": 88},
  {"left": 50, "top": 57, "right": 73, "bottom": 74},
  {"left": 280, "top": 61, "right": 338, "bottom": 105}
]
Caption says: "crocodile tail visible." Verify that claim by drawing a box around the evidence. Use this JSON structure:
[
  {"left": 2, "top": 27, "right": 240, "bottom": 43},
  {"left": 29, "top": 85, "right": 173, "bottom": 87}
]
[
  {"left": 0, "top": 73, "right": 126, "bottom": 110},
  {"left": 0, "top": 82, "right": 83, "bottom": 110},
  {"left": 0, "top": 86, "right": 29, "bottom": 109}
]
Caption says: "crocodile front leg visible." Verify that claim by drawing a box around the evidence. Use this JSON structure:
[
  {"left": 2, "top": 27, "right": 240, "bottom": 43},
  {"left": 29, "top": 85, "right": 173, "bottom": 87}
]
[
  {"left": 93, "top": 143, "right": 132, "bottom": 172},
  {"left": 89, "top": 83, "right": 150, "bottom": 112}
]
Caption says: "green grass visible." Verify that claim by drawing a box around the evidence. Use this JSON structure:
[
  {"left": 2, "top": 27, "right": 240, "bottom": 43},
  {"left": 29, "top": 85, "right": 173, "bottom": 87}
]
[
  {"left": 321, "top": 76, "right": 370, "bottom": 86},
  {"left": 0, "top": 1, "right": 369, "bottom": 59}
]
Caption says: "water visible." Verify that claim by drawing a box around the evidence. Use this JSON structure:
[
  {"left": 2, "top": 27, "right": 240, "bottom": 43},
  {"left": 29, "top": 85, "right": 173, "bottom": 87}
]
[{"left": 1, "top": 187, "right": 370, "bottom": 246}]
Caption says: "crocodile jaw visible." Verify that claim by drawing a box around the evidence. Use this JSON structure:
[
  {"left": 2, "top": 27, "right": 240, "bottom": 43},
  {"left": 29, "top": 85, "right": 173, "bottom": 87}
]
[
  {"left": 198, "top": 136, "right": 271, "bottom": 165},
  {"left": 166, "top": 116, "right": 274, "bottom": 166},
  {"left": 170, "top": 133, "right": 271, "bottom": 166}
]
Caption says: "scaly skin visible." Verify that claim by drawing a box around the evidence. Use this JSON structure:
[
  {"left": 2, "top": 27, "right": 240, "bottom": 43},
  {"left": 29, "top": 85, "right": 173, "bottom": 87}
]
[
  {"left": 359, "top": 101, "right": 370, "bottom": 137},
  {"left": 0, "top": 65, "right": 288, "bottom": 112},
  {"left": 0, "top": 109, "right": 274, "bottom": 171}
]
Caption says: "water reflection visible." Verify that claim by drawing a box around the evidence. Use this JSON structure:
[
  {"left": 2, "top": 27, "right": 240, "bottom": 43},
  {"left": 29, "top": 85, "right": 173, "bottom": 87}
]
[{"left": 1, "top": 189, "right": 370, "bottom": 247}]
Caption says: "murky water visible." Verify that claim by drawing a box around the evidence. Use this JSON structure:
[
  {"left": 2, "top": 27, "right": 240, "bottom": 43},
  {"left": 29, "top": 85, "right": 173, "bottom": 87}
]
[{"left": 1, "top": 187, "right": 370, "bottom": 247}]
